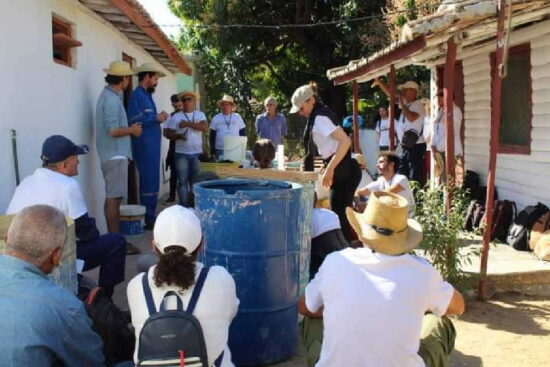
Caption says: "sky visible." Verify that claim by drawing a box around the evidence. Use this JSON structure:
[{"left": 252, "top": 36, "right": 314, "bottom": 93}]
[{"left": 136, "top": 0, "right": 182, "bottom": 39}]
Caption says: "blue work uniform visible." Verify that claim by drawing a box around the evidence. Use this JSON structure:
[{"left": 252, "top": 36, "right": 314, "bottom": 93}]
[{"left": 128, "top": 86, "right": 161, "bottom": 225}]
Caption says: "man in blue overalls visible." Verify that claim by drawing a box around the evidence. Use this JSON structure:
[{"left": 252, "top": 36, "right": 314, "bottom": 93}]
[{"left": 128, "top": 63, "right": 169, "bottom": 229}]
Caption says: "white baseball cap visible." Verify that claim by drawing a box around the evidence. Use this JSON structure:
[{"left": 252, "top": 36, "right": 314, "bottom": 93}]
[
  {"left": 397, "top": 81, "right": 419, "bottom": 91},
  {"left": 290, "top": 85, "right": 315, "bottom": 113},
  {"left": 153, "top": 205, "right": 202, "bottom": 254}
]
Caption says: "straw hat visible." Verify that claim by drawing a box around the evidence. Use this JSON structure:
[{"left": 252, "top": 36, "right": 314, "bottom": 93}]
[
  {"left": 179, "top": 90, "right": 200, "bottom": 101},
  {"left": 346, "top": 191, "right": 423, "bottom": 255},
  {"left": 397, "top": 80, "right": 420, "bottom": 91},
  {"left": 103, "top": 61, "right": 134, "bottom": 76},
  {"left": 217, "top": 94, "right": 236, "bottom": 110},
  {"left": 133, "top": 62, "right": 166, "bottom": 77}
]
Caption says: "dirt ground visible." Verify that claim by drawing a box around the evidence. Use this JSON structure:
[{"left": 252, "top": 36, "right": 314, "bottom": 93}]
[{"left": 449, "top": 293, "right": 550, "bottom": 367}]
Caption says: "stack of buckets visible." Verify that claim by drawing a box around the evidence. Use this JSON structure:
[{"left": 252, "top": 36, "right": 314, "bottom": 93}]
[{"left": 119, "top": 204, "right": 146, "bottom": 237}]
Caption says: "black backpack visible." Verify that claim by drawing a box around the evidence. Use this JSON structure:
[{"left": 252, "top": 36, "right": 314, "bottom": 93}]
[
  {"left": 463, "top": 200, "right": 484, "bottom": 231},
  {"left": 506, "top": 203, "right": 549, "bottom": 251},
  {"left": 462, "top": 170, "right": 480, "bottom": 194},
  {"left": 480, "top": 200, "right": 517, "bottom": 242},
  {"left": 138, "top": 267, "right": 223, "bottom": 367},
  {"left": 82, "top": 287, "right": 136, "bottom": 365}
]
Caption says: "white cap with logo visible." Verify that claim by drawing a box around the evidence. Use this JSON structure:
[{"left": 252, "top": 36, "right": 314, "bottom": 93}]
[
  {"left": 290, "top": 85, "right": 315, "bottom": 113},
  {"left": 153, "top": 205, "right": 202, "bottom": 254}
]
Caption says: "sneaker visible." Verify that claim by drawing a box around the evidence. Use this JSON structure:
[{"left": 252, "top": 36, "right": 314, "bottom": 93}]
[{"left": 126, "top": 242, "right": 142, "bottom": 255}]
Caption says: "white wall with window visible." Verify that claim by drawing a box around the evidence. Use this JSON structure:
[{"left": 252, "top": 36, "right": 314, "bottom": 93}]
[
  {"left": 0, "top": 0, "right": 178, "bottom": 231},
  {"left": 462, "top": 19, "right": 550, "bottom": 208}
]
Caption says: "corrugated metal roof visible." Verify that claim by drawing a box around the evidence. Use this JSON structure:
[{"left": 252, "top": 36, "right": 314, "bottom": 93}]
[{"left": 79, "top": 0, "right": 191, "bottom": 75}]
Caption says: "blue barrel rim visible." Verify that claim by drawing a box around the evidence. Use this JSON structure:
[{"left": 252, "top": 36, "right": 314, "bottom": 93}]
[{"left": 194, "top": 178, "right": 303, "bottom": 199}]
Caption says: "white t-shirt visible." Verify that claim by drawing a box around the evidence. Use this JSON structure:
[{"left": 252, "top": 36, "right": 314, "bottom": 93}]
[
  {"left": 6, "top": 168, "right": 88, "bottom": 219},
  {"left": 375, "top": 118, "right": 396, "bottom": 147},
  {"left": 210, "top": 113, "right": 246, "bottom": 150},
  {"left": 365, "top": 173, "right": 415, "bottom": 217},
  {"left": 127, "top": 262, "right": 239, "bottom": 366},
  {"left": 431, "top": 105, "right": 463, "bottom": 156},
  {"left": 305, "top": 248, "right": 454, "bottom": 367},
  {"left": 397, "top": 100, "right": 426, "bottom": 145},
  {"left": 165, "top": 110, "right": 207, "bottom": 155},
  {"left": 312, "top": 208, "right": 341, "bottom": 238},
  {"left": 312, "top": 115, "right": 339, "bottom": 159}
]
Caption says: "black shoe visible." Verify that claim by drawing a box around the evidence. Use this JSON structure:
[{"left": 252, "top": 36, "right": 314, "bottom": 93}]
[
  {"left": 164, "top": 196, "right": 176, "bottom": 204},
  {"left": 126, "top": 242, "right": 142, "bottom": 255}
]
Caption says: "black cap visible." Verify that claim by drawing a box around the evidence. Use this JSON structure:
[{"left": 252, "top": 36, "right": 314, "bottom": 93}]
[{"left": 41, "top": 135, "right": 89, "bottom": 164}]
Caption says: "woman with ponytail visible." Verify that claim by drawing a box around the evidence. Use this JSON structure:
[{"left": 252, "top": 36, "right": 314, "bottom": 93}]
[{"left": 127, "top": 205, "right": 239, "bottom": 366}]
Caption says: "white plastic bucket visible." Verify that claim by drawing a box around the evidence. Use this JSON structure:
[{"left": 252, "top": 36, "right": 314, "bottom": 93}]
[
  {"left": 119, "top": 204, "right": 146, "bottom": 237},
  {"left": 223, "top": 136, "right": 247, "bottom": 162}
]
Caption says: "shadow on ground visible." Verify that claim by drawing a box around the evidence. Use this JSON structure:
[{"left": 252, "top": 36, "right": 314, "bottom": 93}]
[{"left": 450, "top": 350, "right": 483, "bottom": 367}]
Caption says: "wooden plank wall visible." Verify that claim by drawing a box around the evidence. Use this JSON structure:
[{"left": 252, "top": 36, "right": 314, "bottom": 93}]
[{"left": 463, "top": 21, "right": 550, "bottom": 209}]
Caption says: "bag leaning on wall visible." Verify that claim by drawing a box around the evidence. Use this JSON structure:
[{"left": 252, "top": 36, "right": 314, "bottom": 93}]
[{"left": 506, "top": 202, "right": 549, "bottom": 251}]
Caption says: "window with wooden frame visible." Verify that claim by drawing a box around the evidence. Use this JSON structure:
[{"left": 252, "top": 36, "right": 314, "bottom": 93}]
[
  {"left": 491, "top": 44, "right": 532, "bottom": 155},
  {"left": 52, "top": 15, "right": 82, "bottom": 67}
]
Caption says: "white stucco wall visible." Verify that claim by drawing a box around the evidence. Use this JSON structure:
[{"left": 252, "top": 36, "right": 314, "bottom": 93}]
[
  {"left": 461, "top": 20, "right": 550, "bottom": 208},
  {"left": 0, "top": 0, "right": 178, "bottom": 231}
]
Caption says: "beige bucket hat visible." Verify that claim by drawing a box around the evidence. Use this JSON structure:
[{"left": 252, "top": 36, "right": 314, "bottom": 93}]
[
  {"left": 346, "top": 191, "right": 423, "bottom": 255},
  {"left": 179, "top": 90, "right": 200, "bottom": 101},
  {"left": 133, "top": 62, "right": 166, "bottom": 77},
  {"left": 103, "top": 61, "right": 134, "bottom": 76},
  {"left": 217, "top": 94, "right": 236, "bottom": 110}
]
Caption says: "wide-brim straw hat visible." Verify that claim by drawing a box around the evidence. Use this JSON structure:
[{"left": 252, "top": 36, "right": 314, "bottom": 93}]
[
  {"left": 217, "top": 94, "right": 236, "bottom": 110},
  {"left": 103, "top": 61, "right": 134, "bottom": 76},
  {"left": 346, "top": 191, "right": 423, "bottom": 255},
  {"left": 179, "top": 90, "right": 200, "bottom": 101},
  {"left": 133, "top": 62, "right": 166, "bottom": 77},
  {"left": 397, "top": 80, "right": 420, "bottom": 91}
]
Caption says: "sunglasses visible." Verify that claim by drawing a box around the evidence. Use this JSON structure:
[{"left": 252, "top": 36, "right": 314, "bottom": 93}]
[
  {"left": 369, "top": 224, "right": 407, "bottom": 236},
  {"left": 181, "top": 97, "right": 194, "bottom": 102}
]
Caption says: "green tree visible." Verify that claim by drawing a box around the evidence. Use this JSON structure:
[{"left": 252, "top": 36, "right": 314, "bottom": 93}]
[{"left": 169, "top": 0, "right": 390, "bottom": 122}]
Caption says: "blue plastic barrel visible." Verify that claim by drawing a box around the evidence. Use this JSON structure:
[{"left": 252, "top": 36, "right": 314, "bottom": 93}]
[{"left": 195, "top": 179, "right": 303, "bottom": 366}]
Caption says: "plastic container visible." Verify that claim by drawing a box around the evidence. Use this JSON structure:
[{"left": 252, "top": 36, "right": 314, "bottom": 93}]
[
  {"left": 223, "top": 136, "right": 247, "bottom": 162},
  {"left": 195, "top": 179, "right": 308, "bottom": 365},
  {"left": 119, "top": 205, "right": 146, "bottom": 237}
]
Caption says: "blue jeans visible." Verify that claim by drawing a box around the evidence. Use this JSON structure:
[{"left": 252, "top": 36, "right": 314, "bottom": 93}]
[{"left": 175, "top": 152, "right": 201, "bottom": 206}]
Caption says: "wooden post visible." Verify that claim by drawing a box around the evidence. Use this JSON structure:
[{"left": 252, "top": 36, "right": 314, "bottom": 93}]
[
  {"left": 444, "top": 38, "right": 457, "bottom": 212},
  {"left": 478, "top": 0, "right": 507, "bottom": 300},
  {"left": 389, "top": 65, "right": 397, "bottom": 151},
  {"left": 352, "top": 81, "right": 362, "bottom": 153}
]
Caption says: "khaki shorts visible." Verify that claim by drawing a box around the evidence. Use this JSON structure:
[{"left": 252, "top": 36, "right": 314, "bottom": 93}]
[{"left": 101, "top": 158, "right": 128, "bottom": 199}]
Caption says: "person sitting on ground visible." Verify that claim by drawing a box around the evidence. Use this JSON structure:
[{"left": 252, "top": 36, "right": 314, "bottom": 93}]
[
  {"left": 7, "top": 135, "right": 126, "bottom": 299},
  {"left": 298, "top": 191, "right": 465, "bottom": 367},
  {"left": 355, "top": 152, "right": 416, "bottom": 218},
  {"left": 0, "top": 205, "right": 105, "bottom": 366},
  {"left": 252, "top": 138, "right": 276, "bottom": 169},
  {"left": 127, "top": 205, "right": 239, "bottom": 366}
]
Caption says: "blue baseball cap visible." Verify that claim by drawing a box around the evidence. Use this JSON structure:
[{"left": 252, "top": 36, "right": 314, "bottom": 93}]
[{"left": 41, "top": 135, "right": 89, "bottom": 164}]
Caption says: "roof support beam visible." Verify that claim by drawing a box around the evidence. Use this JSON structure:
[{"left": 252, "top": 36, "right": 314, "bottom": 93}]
[
  {"left": 352, "top": 81, "right": 361, "bottom": 154},
  {"left": 332, "top": 36, "right": 427, "bottom": 86},
  {"left": 444, "top": 37, "right": 457, "bottom": 213},
  {"left": 389, "top": 66, "right": 397, "bottom": 151},
  {"left": 109, "top": 0, "right": 192, "bottom": 75}
]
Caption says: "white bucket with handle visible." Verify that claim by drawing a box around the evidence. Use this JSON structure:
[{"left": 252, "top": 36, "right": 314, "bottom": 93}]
[{"left": 223, "top": 136, "right": 247, "bottom": 162}]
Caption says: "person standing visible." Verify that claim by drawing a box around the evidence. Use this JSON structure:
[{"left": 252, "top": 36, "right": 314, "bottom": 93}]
[
  {"left": 375, "top": 106, "right": 396, "bottom": 151},
  {"left": 255, "top": 96, "right": 287, "bottom": 146},
  {"left": 128, "top": 63, "right": 169, "bottom": 229},
  {"left": 375, "top": 78, "right": 426, "bottom": 186},
  {"left": 431, "top": 91, "right": 463, "bottom": 184},
  {"left": 291, "top": 83, "right": 362, "bottom": 241},
  {"left": 209, "top": 94, "right": 246, "bottom": 160},
  {"left": 163, "top": 94, "right": 183, "bottom": 204},
  {"left": 164, "top": 91, "right": 208, "bottom": 207},
  {"left": 95, "top": 61, "right": 142, "bottom": 236},
  {"left": 0, "top": 205, "right": 105, "bottom": 366}
]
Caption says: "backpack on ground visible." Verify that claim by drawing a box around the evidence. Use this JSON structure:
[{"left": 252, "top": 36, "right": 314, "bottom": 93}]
[
  {"left": 534, "top": 230, "right": 550, "bottom": 261},
  {"left": 529, "top": 211, "right": 550, "bottom": 250},
  {"left": 463, "top": 200, "right": 484, "bottom": 231},
  {"left": 82, "top": 287, "right": 136, "bottom": 365},
  {"left": 506, "top": 202, "right": 549, "bottom": 251},
  {"left": 479, "top": 200, "right": 516, "bottom": 242},
  {"left": 138, "top": 267, "right": 223, "bottom": 367},
  {"left": 462, "top": 170, "right": 480, "bottom": 194}
]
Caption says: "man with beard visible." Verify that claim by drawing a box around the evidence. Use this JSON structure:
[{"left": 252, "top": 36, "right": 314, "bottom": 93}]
[{"left": 128, "top": 63, "right": 169, "bottom": 229}]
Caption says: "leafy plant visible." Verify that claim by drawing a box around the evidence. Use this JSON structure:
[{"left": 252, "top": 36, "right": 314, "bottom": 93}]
[{"left": 413, "top": 182, "right": 476, "bottom": 285}]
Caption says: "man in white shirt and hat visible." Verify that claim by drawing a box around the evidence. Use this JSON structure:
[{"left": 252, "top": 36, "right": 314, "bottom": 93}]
[
  {"left": 298, "top": 191, "right": 465, "bottom": 367},
  {"left": 209, "top": 94, "right": 246, "bottom": 160}
]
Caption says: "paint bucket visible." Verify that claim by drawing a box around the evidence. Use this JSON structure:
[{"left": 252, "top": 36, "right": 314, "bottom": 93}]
[
  {"left": 119, "top": 205, "right": 146, "bottom": 237},
  {"left": 223, "top": 136, "right": 247, "bottom": 162}
]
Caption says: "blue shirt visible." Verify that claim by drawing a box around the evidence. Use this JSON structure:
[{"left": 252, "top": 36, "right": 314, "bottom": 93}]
[
  {"left": 255, "top": 112, "right": 287, "bottom": 145},
  {"left": 95, "top": 86, "right": 132, "bottom": 164},
  {"left": 0, "top": 255, "right": 105, "bottom": 366}
]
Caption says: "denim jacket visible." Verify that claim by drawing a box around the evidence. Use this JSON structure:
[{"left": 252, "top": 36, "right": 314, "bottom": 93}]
[{"left": 0, "top": 255, "right": 105, "bottom": 366}]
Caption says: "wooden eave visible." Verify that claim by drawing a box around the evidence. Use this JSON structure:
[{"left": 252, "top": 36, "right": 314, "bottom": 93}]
[
  {"left": 79, "top": 0, "right": 192, "bottom": 75},
  {"left": 327, "top": 0, "right": 550, "bottom": 85}
]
